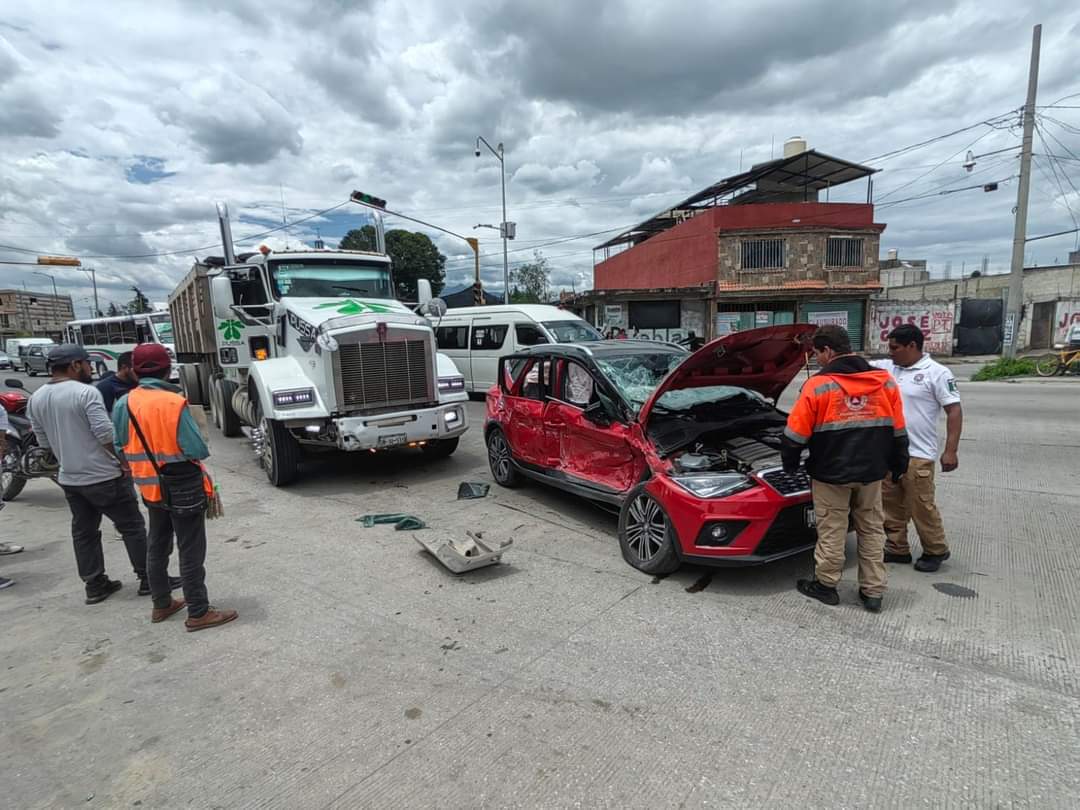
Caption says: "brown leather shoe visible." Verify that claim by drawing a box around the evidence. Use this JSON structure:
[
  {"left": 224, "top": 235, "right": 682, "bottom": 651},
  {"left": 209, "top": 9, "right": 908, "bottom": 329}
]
[
  {"left": 151, "top": 598, "right": 186, "bottom": 623},
  {"left": 185, "top": 607, "right": 238, "bottom": 632}
]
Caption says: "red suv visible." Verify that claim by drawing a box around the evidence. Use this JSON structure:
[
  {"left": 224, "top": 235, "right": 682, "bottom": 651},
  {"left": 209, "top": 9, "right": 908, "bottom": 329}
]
[{"left": 484, "top": 325, "right": 818, "bottom": 574}]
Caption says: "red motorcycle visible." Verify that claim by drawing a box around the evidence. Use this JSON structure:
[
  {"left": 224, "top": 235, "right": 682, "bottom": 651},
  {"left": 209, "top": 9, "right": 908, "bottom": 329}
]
[{"left": 2, "top": 378, "right": 57, "bottom": 501}]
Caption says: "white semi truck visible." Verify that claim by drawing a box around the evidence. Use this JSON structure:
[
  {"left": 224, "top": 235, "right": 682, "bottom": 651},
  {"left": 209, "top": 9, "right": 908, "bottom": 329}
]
[{"left": 169, "top": 198, "right": 469, "bottom": 486}]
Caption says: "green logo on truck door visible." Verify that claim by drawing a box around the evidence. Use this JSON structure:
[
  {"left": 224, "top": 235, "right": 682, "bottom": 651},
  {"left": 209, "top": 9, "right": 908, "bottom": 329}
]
[
  {"left": 218, "top": 319, "right": 244, "bottom": 343},
  {"left": 314, "top": 299, "right": 395, "bottom": 316}
]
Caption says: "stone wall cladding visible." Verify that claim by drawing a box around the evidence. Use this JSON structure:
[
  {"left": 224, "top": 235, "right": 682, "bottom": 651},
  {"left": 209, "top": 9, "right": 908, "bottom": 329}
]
[{"left": 717, "top": 230, "right": 880, "bottom": 287}]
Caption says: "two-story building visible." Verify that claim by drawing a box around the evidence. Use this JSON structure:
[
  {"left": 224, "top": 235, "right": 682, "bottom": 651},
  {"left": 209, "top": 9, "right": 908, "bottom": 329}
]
[{"left": 584, "top": 140, "right": 885, "bottom": 349}]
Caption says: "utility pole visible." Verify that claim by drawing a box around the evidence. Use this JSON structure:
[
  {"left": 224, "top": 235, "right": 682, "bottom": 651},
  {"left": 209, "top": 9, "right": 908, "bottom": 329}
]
[
  {"left": 1003, "top": 24, "right": 1041, "bottom": 358},
  {"left": 84, "top": 266, "right": 100, "bottom": 316}
]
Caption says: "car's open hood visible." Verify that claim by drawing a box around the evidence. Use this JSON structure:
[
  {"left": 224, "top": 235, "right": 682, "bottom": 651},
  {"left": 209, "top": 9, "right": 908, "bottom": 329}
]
[{"left": 638, "top": 324, "right": 816, "bottom": 423}]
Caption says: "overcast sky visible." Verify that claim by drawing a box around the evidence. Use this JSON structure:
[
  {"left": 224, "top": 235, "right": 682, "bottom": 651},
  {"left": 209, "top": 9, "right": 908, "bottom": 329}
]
[{"left": 2, "top": 0, "right": 1079, "bottom": 314}]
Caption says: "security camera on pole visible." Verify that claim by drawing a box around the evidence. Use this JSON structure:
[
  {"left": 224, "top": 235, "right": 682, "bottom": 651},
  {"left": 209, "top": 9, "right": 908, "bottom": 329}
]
[{"left": 475, "top": 136, "right": 515, "bottom": 304}]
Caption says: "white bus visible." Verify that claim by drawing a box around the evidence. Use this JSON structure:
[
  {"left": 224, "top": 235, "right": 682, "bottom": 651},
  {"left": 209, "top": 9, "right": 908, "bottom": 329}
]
[{"left": 63, "top": 312, "right": 178, "bottom": 380}]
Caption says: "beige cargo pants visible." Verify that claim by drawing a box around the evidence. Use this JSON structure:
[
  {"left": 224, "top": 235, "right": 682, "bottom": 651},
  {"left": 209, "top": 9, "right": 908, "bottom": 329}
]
[
  {"left": 811, "top": 479, "right": 887, "bottom": 597},
  {"left": 881, "top": 457, "right": 949, "bottom": 557}
]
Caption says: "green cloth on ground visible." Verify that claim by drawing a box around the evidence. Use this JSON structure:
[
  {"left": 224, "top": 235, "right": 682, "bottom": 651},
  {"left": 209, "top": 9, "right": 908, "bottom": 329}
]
[{"left": 357, "top": 513, "right": 427, "bottom": 530}]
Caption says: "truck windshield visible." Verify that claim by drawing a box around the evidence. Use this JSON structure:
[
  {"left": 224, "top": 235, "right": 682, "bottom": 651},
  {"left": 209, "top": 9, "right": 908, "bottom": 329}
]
[{"left": 269, "top": 259, "right": 394, "bottom": 299}]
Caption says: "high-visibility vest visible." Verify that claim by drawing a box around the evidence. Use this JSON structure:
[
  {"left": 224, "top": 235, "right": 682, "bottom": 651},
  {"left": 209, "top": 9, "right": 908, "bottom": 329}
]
[{"left": 123, "top": 387, "right": 213, "bottom": 504}]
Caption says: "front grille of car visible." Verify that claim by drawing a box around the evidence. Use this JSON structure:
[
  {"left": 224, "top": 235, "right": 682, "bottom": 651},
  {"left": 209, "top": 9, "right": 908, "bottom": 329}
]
[
  {"left": 335, "top": 339, "right": 433, "bottom": 412},
  {"left": 759, "top": 466, "right": 811, "bottom": 497},
  {"left": 755, "top": 505, "right": 817, "bottom": 557}
]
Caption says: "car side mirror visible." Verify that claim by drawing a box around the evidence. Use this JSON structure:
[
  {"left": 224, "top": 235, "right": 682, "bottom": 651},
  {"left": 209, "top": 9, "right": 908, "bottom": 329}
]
[
  {"left": 583, "top": 400, "right": 611, "bottom": 426},
  {"left": 4, "top": 378, "right": 25, "bottom": 389}
]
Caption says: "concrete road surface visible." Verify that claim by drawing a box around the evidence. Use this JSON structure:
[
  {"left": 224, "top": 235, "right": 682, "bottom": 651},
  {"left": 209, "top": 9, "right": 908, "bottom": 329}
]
[{"left": 2, "top": 378, "right": 1078, "bottom": 808}]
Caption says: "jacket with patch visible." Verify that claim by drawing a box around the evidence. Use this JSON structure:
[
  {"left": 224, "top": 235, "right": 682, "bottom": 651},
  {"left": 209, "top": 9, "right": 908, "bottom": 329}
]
[{"left": 781, "top": 355, "right": 910, "bottom": 485}]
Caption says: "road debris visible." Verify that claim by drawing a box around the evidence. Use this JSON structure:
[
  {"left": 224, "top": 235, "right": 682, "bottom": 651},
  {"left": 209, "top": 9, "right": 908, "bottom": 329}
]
[
  {"left": 415, "top": 530, "right": 512, "bottom": 573},
  {"left": 457, "top": 482, "right": 490, "bottom": 499},
  {"left": 357, "top": 513, "right": 428, "bottom": 530}
]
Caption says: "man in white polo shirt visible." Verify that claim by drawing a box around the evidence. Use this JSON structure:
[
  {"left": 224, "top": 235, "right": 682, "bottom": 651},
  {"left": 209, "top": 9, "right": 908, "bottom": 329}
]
[{"left": 871, "top": 324, "right": 963, "bottom": 573}]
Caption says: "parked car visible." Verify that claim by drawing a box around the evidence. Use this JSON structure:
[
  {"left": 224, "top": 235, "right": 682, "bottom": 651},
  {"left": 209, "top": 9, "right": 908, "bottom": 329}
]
[
  {"left": 432, "top": 305, "right": 602, "bottom": 393},
  {"left": 484, "top": 325, "right": 818, "bottom": 573},
  {"left": 0, "top": 352, "right": 12, "bottom": 371},
  {"left": 5, "top": 338, "right": 55, "bottom": 371},
  {"left": 23, "top": 344, "right": 50, "bottom": 376}
]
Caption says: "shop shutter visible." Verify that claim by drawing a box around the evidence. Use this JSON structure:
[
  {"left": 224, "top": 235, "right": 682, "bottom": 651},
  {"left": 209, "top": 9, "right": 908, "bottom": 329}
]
[{"left": 799, "top": 301, "right": 866, "bottom": 351}]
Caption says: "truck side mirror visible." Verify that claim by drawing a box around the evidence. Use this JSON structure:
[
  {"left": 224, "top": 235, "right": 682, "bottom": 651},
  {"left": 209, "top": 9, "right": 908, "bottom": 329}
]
[
  {"left": 422, "top": 298, "right": 447, "bottom": 318},
  {"left": 211, "top": 275, "right": 233, "bottom": 320},
  {"left": 417, "top": 279, "right": 433, "bottom": 306}
]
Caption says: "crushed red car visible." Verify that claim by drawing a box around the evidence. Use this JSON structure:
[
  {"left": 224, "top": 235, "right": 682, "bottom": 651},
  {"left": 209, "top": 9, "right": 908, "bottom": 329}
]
[{"left": 484, "top": 324, "right": 818, "bottom": 574}]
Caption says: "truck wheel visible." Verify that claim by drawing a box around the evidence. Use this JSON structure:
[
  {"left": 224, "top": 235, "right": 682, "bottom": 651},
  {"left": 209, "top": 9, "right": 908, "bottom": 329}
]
[
  {"left": 421, "top": 437, "right": 459, "bottom": 459},
  {"left": 617, "top": 483, "right": 681, "bottom": 575},
  {"left": 217, "top": 379, "right": 243, "bottom": 438},
  {"left": 180, "top": 364, "right": 207, "bottom": 405},
  {"left": 260, "top": 415, "right": 300, "bottom": 487}
]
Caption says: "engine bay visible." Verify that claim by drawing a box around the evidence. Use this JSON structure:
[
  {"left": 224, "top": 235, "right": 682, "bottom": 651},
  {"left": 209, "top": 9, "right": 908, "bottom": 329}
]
[{"left": 671, "top": 430, "right": 785, "bottom": 475}]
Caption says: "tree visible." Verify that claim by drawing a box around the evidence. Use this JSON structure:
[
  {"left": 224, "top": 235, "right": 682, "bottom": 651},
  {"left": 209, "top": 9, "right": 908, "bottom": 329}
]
[
  {"left": 127, "top": 286, "right": 152, "bottom": 314},
  {"left": 106, "top": 302, "right": 122, "bottom": 317},
  {"left": 510, "top": 251, "right": 550, "bottom": 304},
  {"left": 339, "top": 227, "right": 446, "bottom": 301}
]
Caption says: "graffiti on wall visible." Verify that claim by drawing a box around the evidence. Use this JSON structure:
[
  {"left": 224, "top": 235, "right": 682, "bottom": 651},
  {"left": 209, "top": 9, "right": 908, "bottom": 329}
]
[
  {"left": 870, "top": 303, "right": 955, "bottom": 355},
  {"left": 1055, "top": 301, "right": 1080, "bottom": 344}
]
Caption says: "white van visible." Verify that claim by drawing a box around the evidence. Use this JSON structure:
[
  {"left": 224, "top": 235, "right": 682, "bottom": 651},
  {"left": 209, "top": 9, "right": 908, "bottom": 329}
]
[
  {"left": 431, "top": 305, "right": 602, "bottom": 393},
  {"left": 5, "top": 338, "right": 57, "bottom": 372}
]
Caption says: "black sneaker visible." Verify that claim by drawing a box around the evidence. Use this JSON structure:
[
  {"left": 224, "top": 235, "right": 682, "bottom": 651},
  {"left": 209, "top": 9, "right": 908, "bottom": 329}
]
[
  {"left": 138, "top": 576, "right": 183, "bottom": 596},
  {"left": 858, "top": 590, "right": 883, "bottom": 612},
  {"left": 0, "top": 576, "right": 15, "bottom": 590},
  {"left": 796, "top": 578, "right": 840, "bottom": 606},
  {"left": 914, "top": 551, "right": 951, "bottom": 573},
  {"left": 85, "top": 577, "right": 122, "bottom": 605},
  {"left": 883, "top": 551, "right": 912, "bottom": 564}
]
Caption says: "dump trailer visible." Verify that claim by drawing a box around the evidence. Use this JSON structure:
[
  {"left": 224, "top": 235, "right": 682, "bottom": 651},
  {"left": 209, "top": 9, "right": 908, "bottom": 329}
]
[{"left": 168, "top": 200, "right": 468, "bottom": 486}]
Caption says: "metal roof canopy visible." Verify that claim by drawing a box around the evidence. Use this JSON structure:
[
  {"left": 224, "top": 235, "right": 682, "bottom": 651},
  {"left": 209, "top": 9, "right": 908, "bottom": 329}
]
[{"left": 595, "top": 150, "right": 878, "bottom": 250}]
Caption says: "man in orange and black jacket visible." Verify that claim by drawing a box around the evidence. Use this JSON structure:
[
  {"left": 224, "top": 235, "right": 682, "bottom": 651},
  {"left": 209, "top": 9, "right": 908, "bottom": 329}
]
[{"left": 781, "top": 325, "right": 909, "bottom": 613}]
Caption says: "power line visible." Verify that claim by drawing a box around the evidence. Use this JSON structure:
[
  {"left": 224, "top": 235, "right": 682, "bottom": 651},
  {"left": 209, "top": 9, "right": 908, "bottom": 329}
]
[
  {"left": 875, "top": 129, "right": 999, "bottom": 202},
  {"left": 860, "top": 109, "right": 1019, "bottom": 164}
]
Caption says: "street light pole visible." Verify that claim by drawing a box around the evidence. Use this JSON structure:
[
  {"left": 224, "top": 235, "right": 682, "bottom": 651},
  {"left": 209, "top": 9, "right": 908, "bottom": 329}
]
[
  {"left": 83, "top": 267, "right": 100, "bottom": 316},
  {"left": 1003, "top": 24, "right": 1041, "bottom": 359},
  {"left": 476, "top": 136, "right": 511, "bottom": 304}
]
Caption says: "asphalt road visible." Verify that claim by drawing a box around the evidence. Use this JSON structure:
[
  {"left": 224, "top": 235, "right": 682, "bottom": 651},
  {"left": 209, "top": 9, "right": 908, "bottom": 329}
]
[{"left": 2, "top": 374, "right": 1079, "bottom": 808}]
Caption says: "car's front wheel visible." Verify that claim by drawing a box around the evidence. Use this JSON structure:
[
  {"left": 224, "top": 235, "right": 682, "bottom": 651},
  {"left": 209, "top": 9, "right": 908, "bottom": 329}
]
[
  {"left": 486, "top": 427, "right": 522, "bottom": 488},
  {"left": 618, "top": 483, "right": 681, "bottom": 574}
]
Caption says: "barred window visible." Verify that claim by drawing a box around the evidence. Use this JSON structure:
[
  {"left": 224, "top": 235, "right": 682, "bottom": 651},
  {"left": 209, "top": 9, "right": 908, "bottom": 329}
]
[
  {"left": 826, "top": 236, "right": 864, "bottom": 267},
  {"left": 741, "top": 238, "right": 785, "bottom": 270}
]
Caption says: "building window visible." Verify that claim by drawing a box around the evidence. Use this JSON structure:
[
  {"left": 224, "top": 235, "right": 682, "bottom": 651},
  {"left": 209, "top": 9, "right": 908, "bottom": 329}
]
[
  {"left": 741, "top": 238, "right": 785, "bottom": 270},
  {"left": 826, "top": 236, "right": 864, "bottom": 267}
]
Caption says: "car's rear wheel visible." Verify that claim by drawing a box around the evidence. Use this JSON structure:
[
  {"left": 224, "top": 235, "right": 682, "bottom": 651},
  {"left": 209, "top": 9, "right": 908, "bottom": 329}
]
[
  {"left": 486, "top": 428, "right": 522, "bottom": 488},
  {"left": 618, "top": 484, "right": 681, "bottom": 574}
]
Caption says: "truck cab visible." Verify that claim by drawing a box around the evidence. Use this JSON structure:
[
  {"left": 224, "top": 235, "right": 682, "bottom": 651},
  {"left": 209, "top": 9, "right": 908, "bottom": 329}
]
[{"left": 170, "top": 203, "right": 468, "bottom": 486}]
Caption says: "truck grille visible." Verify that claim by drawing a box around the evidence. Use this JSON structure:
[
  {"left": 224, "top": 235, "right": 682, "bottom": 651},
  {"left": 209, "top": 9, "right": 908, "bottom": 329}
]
[
  {"left": 336, "top": 340, "right": 433, "bottom": 411},
  {"left": 759, "top": 466, "right": 811, "bottom": 497}
]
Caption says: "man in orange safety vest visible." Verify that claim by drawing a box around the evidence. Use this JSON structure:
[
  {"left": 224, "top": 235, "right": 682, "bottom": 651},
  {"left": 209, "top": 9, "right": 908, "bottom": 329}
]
[{"left": 113, "top": 344, "right": 237, "bottom": 632}]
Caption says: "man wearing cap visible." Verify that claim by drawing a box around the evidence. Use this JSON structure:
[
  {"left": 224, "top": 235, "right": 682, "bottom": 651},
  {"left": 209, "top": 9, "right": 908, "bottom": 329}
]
[
  {"left": 27, "top": 344, "right": 150, "bottom": 604},
  {"left": 113, "top": 344, "right": 236, "bottom": 631}
]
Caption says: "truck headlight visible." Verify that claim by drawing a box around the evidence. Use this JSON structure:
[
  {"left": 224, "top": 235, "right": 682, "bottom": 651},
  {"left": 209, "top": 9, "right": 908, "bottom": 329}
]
[
  {"left": 670, "top": 473, "right": 753, "bottom": 499},
  {"left": 438, "top": 376, "right": 466, "bottom": 392},
  {"left": 272, "top": 388, "right": 315, "bottom": 408}
]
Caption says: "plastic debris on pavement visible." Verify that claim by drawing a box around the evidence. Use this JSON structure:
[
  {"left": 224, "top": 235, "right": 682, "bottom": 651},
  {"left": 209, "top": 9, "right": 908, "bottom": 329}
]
[
  {"left": 357, "top": 513, "right": 428, "bottom": 530},
  {"left": 457, "top": 482, "right": 490, "bottom": 500},
  {"left": 415, "top": 529, "right": 512, "bottom": 573}
]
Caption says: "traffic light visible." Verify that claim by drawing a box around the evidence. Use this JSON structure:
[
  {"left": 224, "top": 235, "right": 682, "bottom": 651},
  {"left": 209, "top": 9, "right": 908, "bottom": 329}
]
[
  {"left": 350, "top": 190, "right": 387, "bottom": 209},
  {"left": 38, "top": 255, "right": 81, "bottom": 266}
]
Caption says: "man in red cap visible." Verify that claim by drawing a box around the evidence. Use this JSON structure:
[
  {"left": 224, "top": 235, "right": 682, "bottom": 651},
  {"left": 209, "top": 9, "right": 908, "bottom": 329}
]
[{"left": 113, "top": 343, "right": 237, "bottom": 631}]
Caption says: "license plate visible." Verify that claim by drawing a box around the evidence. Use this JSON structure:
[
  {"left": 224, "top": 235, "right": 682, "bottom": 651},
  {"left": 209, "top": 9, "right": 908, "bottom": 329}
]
[
  {"left": 378, "top": 433, "right": 408, "bottom": 448},
  {"left": 805, "top": 507, "right": 817, "bottom": 529}
]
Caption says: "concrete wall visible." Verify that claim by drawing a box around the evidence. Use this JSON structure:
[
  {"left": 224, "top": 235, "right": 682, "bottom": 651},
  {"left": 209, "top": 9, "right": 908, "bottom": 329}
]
[
  {"left": 596, "top": 299, "right": 707, "bottom": 343},
  {"left": 878, "top": 264, "right": 1080, "bottom": 351},
  {"left": 869, "top": 300, "right": 956, "bottom": 355}
]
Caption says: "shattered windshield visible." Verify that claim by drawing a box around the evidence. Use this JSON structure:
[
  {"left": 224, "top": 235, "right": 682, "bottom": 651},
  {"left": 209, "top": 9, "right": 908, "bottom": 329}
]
[
  {"left": 654, "top": 386, "right": 767, "bottom": 411},
  {"left": 542, "top": 321, "right": 602, "bottom": 342},
  {"left": 595, "top": 351, "right": 684, "bottom": 413}
]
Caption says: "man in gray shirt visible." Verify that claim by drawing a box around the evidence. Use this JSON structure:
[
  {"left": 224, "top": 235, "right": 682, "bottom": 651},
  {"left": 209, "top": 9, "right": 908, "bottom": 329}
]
[{"left": 28, "top": 345, "right": 151, "bottom": 604}]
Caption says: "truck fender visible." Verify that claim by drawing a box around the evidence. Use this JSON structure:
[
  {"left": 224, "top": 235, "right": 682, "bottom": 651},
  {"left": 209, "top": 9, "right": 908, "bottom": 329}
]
[{"left": 247, "top": 357, "right": 331, "bottom": 421}]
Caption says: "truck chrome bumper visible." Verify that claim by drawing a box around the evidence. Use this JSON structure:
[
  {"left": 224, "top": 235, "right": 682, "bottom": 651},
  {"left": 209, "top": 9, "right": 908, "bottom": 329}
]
[{"left": 332, "top": 403, "right": 468, "bottom": 452}]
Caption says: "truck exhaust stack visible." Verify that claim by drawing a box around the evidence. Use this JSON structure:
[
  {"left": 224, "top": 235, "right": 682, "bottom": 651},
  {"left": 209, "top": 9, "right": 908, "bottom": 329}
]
[{"left": 216, "top": 201, "right": 237, "bottom": 266}]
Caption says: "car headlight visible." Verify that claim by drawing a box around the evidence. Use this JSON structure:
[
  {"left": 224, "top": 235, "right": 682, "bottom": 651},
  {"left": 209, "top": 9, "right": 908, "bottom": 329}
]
[
  {"left": 273, "top": 388, "right": 315, "bottom": 408},
  {"left": 438, "top": 376, "right": 466, "bottom": 392},
  {"left": 670, "top": 473, "right": 754, "bottom": 499}
]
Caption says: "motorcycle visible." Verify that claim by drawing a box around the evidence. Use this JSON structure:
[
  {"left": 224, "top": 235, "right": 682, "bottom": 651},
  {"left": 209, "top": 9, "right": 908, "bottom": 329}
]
[{"left": 1, "top": 378, "right": 58, "bottom": 501}]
